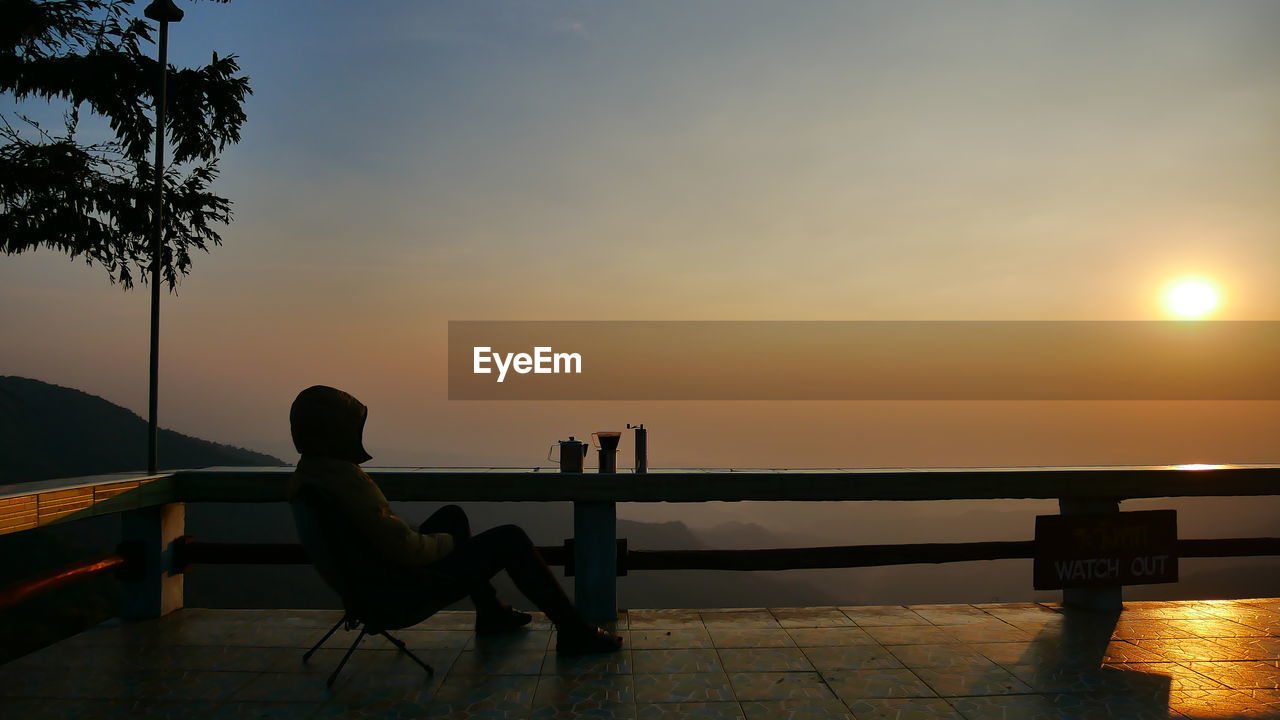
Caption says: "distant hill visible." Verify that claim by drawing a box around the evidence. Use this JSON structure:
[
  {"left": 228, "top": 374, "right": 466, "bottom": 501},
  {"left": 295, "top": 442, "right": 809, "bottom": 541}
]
[{"left": 0, "top": 376, "right": 283, "bottom": 484}]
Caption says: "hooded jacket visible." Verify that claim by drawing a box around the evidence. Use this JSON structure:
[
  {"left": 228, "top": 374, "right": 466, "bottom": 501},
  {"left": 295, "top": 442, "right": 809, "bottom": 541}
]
[{"left": 286, "top": 385, "right": 453, "bottom": 568}]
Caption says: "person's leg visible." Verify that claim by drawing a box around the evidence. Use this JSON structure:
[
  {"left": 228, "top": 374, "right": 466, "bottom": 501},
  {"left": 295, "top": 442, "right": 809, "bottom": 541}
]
[
  {"left": 424, "top": 520, "right": 621, "bottom": 652},
  {"left": 417, "top": 503, "right": 470, "bottom": 539},
  {"left": 417, "top": 505, "right": 505, "bottom": 615},
  {"left": 431, "top": 524, "right": 588, "bottom": 631}
]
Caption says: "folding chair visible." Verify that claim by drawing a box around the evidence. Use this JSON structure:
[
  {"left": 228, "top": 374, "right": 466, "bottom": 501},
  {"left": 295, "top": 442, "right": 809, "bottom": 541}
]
[{"left": 290, "top": 486, "right": 457, "bottom": 686}]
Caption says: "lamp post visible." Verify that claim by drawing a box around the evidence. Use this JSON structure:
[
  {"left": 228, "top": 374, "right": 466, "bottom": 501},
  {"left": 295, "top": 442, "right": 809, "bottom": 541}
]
[{"left": 143, "top": 0, "right": 183, "bottom": 476}]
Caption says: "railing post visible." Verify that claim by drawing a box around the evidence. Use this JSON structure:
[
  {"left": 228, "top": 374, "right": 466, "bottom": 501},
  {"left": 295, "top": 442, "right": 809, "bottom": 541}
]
[
  {"left": 1058, "top": 497, "right": 1122, "bottom": 612},
  {"left": 570, "top": 436, "right": 618, "bottom": 625},
  {"left": 120, "top": 502, "right": 185, "bottom": 619},
  {"left": 574, "top": 502, "right": 617, "bottom": 624}
]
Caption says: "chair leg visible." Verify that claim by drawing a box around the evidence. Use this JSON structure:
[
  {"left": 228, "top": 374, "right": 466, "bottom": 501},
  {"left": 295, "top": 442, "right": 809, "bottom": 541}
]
[
  {"left": 304, "top": 615, "right": 347, "bottom": 662},
  {"left": 380, "top": 630, "right": 435, "bottom": 676},
  {"left": 327, "top": 628, "right": 366, "bottom": 687}
]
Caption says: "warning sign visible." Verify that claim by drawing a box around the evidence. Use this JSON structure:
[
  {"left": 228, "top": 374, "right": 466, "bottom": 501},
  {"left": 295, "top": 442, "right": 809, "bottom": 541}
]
[{"left": 1033, "top": 509, "right": 1178, "bottom": 590}]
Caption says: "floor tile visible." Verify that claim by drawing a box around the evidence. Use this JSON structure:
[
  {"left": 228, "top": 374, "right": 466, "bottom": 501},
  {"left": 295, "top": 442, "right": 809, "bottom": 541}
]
[
  {"left": 1007, "top": 664, "right": 1172, "bottom": 697},
  {"left": 842, "top": 697, "right": 963, "bottom": 720},
  {"left": 318, "top": 668, "right": 443, "bottom": 717},
  {"left": 1119, "top": 606, "right": 1219, "bottom": 621},
  {"left": 0, "top": 698, "right": 142, "bottom": 720},
  {"left": 1111, "top": 620, "right": 1203, "bottom": 641},
  {"left": 1199, "top": 606, "right": 1280, "bottom": 629},
  {"left": 167, "top": 646, "right": 298, "bottom": 673},
  {"left": 413, "top": 612, "right": 477, "bottom": 631},
  {"left": 886, "top": 644, "right": 997, "bottom": 669},
  {"left": 213, "top": 702, "right": 324, "bottom": 720},
  {"left": 740, "top": 697, "right": 855, "bottom": 720},
  {"left": 0, "top": 665, "right": 136, "bottom": 699},
  {"left": 822, "top": 670, "right": 937, "bottom": 700},
  {"left": 803, "top": 646, "right": 904, "bottom": 672},
  {"left": 786, "top": 628, "right": 879, "bottom": 647},
  {"left": 541, "top": 648, "right": 633, "bottom": 675},
  {"left": 1246, "top": 688, "right": 1280, "bottom": 708},
  {"left": 719, "top": 648, "right": 815, "bottom": 673},
  {"left": 297, "top": 648, "right": 458, "bottom": 678},
  {"left": 911, "top": 666, "right": 1033, "bottom": 697},
  {"left": 219, "top": 625, "right": 332, "bottom": 649},
  {"left": 938, "top": 625, "right": 1032, "bottom": 644},
  {"left": 1104, "top": 662, "right": 1228, "bottom": 692},
  {"left": 383, "top": 629, "right": 463, "bottom": 651},
  {"left": 839, "top": 607, "right": 931, "bottom": 627},
  {"left": 635, "top": 701, "right": 743, "bottom": 719},
  {"left": 2, "top": 642, "right": 140, "bottom": 672},
  {"left": 630, "top": 628, "right": 714, "bottom": 650},
  {"left": 626, "top": 611, "right": 706, "bottom": 630},
  {"left": 1099, "top": 641, "right": 1167, "bottom": 664},
  {"left": 88, "top": 700, "right": 180, "bottom": 720},
  {"left": 710, "top": 629, "right": 797, "bottom": 648},
  {"left": 448, "top": 650, "right": 545, "bottom": 675},
  {"left": 1193, "top": 636, "right": 1280, "bottom": 661},
  {"left": 974, "top": 605, "right": 1064, "bottom": 623},
  {"left": 534, "top": 672, "right": 634, "bottom": 704},
  {"left": 864, "top": 627, "right": 963, "bottom": 646},
  {"left": 233, "top": 673, "right": 348, "bottom": 703},
  {"left": 1168, "top": 688, "right": 1275, "bottom": 719},
  {"left": 632, "top": 649, "right": 723, "bottom": 674},
  {"left": 1182, "top": 660, "right": 1280, "bottom": 690},
  {"left": 1130, "top": 637, "right": 1234, "bottom": 663},
  {"left": 702, "top": 611, "right": 782, "bottom": 629},
  {"left": 632, "top": 672, "right": 735, "bottom": 703},
  {"left": 770, "top": 608, "right": 857, "bottom": 628},
  {"left": 424, "top": 674, "right": 537, "bottom": 719},
  {"left": 948, "top": 692, "right": 1172, "bottom": 720},
  {"left": 127, "top": 670, "right": 261, "bottom": 701},
  {"left": 531, "top": 700, "right": 635, "bottom": 720},
  {"left": 728, "top": 672, "right": 836, "bottom": 702},
  {"left": 465, "top": 629, "right": 551, "bottom": 655},
  {"left": 967, "top": 642, "right": 1054, "bottom": 668},
  {"left": 908, "top": 608, "right": 1002, "bottom": 627}
]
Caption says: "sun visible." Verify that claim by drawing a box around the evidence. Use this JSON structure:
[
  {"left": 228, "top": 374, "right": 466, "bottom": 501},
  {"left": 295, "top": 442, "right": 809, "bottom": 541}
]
[{"left": 1163, "top": 277, "right": 1220, "bottom": 319}]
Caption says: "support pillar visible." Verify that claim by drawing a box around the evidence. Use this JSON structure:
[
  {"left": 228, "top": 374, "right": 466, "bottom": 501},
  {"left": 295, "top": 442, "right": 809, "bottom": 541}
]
[
  {"left": 573, "top": 501, "right": 618, "bottom": 625},
  {"left": 1059, "top": 497, "right": 1122, "bottom": 612},
  {"left": 120, "top": 502, "right": 185, "bottom": 620},
  {"left": 571, "top": 435, "right": 619, "bottom": 626}
]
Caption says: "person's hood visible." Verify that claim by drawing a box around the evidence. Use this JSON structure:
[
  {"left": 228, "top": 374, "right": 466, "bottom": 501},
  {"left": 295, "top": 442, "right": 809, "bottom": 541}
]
[{"left": 289, "top": 385, "right": 374, "bottom": 464}]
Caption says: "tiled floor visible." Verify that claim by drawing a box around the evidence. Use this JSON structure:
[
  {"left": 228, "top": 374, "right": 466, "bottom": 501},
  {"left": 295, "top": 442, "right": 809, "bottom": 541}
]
[{"left": 3, "top": 600, "right": 1280, "bottom": 719}]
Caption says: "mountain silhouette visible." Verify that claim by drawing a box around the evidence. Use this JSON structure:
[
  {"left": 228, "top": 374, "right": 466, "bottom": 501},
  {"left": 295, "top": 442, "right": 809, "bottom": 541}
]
[{"left": 0, "top": 376, "right": 282, "bottom": 484}]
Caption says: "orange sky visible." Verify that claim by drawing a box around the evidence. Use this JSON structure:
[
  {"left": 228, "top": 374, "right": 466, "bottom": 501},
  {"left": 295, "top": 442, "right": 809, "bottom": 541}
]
[{"left": 1, "top": 1, "right": 1277, "bottom": 469}]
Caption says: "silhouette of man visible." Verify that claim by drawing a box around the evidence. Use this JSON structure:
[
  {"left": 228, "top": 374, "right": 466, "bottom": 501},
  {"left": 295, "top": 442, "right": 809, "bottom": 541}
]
[{"left": 287, "top": 385, "right": 621, "bottom": 653}]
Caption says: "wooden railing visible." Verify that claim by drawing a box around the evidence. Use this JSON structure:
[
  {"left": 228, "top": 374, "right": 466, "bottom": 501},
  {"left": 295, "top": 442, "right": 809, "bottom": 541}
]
[{"left": 2, "top": 464, "right": 1279, "bottom": 622}]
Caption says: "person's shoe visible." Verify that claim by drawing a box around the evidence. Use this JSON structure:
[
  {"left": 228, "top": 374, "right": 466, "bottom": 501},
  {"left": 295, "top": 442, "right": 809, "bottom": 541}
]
[
  {"left": 475, "top": 605, "right": 533, "bottom": 635},
  {"left": 556, "top": 625, "right": 623, "bottom": 654}
]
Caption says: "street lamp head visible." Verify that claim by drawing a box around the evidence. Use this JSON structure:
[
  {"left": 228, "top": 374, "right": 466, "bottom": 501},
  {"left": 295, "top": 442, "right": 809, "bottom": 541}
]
[{"left": 144, "top": 0, "right": 184, "bottom": 23}]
